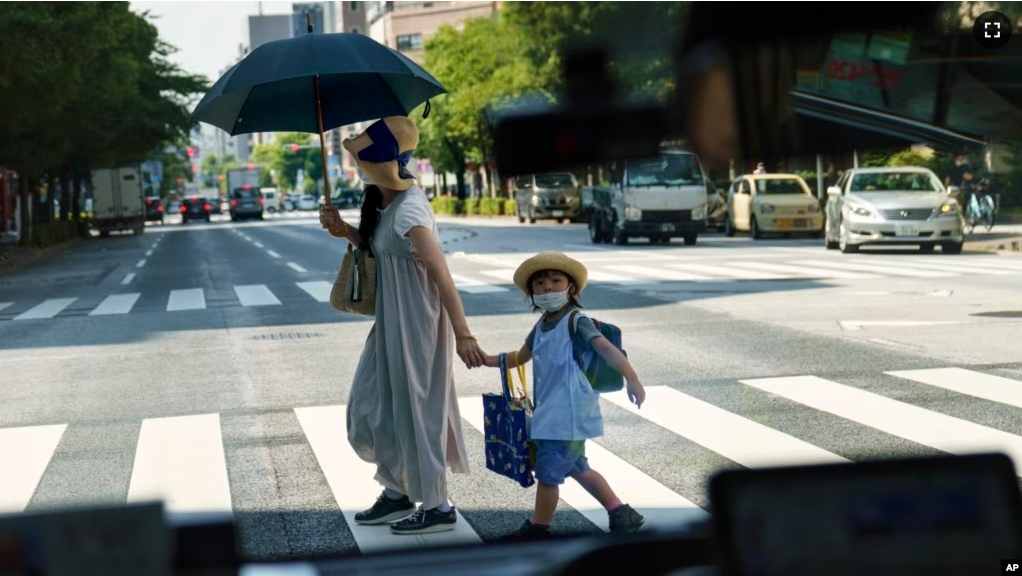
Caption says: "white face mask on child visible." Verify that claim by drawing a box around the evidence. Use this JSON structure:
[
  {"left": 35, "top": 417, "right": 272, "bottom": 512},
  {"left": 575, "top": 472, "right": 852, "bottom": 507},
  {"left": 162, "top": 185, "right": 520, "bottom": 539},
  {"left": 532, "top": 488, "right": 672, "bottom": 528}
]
[{"left": 533, "top": 289, "right": 569, "bottom": 312}]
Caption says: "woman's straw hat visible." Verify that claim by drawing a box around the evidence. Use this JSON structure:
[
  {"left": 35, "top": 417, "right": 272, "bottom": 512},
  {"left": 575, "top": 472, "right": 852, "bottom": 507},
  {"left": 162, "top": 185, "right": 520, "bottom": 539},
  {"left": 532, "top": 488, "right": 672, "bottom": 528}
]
[
  {"left": 513, "top": 251, "right": 589, "bottom": 295},
  {"left": 342, "top": 117, "right": 419, "bottom": 191}
]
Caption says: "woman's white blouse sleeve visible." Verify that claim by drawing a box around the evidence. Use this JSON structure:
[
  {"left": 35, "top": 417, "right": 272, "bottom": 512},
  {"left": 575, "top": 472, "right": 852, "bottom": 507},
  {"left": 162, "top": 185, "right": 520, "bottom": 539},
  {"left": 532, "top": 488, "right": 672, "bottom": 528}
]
[{"left": 394, "top": 191, "right": 435, "bottom": 238}]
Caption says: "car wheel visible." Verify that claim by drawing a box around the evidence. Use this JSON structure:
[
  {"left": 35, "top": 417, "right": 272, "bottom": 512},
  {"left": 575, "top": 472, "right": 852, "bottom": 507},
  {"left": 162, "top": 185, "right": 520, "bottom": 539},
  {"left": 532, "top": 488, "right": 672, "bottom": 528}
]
[
  {"left": 750, "top": 217, "right": 762, "bottom": 240},
  {"left": 838, "top": 222, "right": 859, "bottom": 253},
  {"left": 941, "top": 241, "right": 963, "bottom": 255},
  {"left": 724, "top": 216, "right": 736, "bottom": 237}
]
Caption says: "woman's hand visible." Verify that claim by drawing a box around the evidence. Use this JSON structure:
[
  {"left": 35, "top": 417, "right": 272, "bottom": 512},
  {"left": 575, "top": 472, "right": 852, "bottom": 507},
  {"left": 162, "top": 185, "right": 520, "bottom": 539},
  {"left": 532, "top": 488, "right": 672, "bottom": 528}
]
[
  {"left": 456, "top": 337, "right": 487, "bottom": 369},
  {"left": 319, "top": 205, "right": 343, "bottom": 230}
]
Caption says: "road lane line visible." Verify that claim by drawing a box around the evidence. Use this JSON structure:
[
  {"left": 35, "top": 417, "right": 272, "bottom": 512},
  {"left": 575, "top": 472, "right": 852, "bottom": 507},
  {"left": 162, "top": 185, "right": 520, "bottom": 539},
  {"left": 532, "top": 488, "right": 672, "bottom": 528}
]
[
  {"left": 295, "top": 406, "right": 482, "bottom": 553},
  {"left": 233, "top": 285, "right": 282, "bottom": 306},
  {"left": 740, "top": 375, "right": 1022, "bottom": 474},
  {"left": 459, "top": 397, "right": 706, "bottom": 531},
  {"left": 287, "top": 262, "right": 308, "bottom": 273},
  {"left": 121, "top": 273, "right": 136, "bottom": 285},
  {"left": 449, "top": 274, "right": 507, "bottom": 293},
  {"left": 13, "top": 298, "right": 77, "bottom": 320},
  {"left": 89, "top": 293, "right": 141, "bottom": 316},
  {"left": 167, "top": 289, "right": 206, "bottom": 311},
  {"left": 128, "top": 414, "right": 232, "bottom": 515},
  {"left": 791, "top": 259, "right": 955, "bottom": 278},
  {"left": 296, "top": 281, "right": 332, "bottom": 303},
  {"left": 886, "top": 368, "right": 1022, "bottom": 409},
  {"left": 605, "top": 264, "right": 711, "bottom": 282},
  {"left": 145, "top": 250, "right": 153, "bottom": 257},
  {"left": 725, "top": 261, "right": 878, "bottom": 279},
  {"left": 253, "top": 242, "right": 264, "bottom": 248},
  {"left": 136, "top": 259, "right": 147, "bottom": 268},
  {"left": 266, "top": 250, "right": 281, "bottom": 259},
  {"left": 604, "top": 387, "right": 847, "bottom": 468},
  {"left": 0, "top": 424, "right": 67, "bottom": 513}
]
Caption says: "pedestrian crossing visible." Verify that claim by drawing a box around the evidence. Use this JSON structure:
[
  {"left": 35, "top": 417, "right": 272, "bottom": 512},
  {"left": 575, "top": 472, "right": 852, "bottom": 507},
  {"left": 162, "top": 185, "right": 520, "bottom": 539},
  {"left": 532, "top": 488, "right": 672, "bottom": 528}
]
[
  {"left": 3, "top": 254, "right": 1020, "bottom": 322},
  {"left": 449, "top": 252, "right": 1022, "bottom": 293},
  {"left": 4, "top": 366, "right": 1022, "bottom": 554}
]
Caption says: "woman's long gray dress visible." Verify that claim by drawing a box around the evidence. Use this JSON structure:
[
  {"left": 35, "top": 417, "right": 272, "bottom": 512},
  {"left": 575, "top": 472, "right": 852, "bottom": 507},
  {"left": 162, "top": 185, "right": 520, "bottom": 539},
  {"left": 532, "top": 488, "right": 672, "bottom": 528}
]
[{"left": 345, "top": 185, "right": 470, "bottom": 510}]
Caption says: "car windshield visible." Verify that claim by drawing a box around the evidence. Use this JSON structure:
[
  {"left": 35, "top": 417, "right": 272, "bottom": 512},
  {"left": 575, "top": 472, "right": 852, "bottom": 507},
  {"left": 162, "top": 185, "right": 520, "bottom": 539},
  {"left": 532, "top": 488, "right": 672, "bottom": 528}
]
[
  {"left": 231, "top": 189, "right": 257, "bottom": 199},
  {"left": 626, "top": 153, "right": 704, "bottom": 187},
  {"left": 534, "top": 173, "right": 577, "bottom": 188},
  {"left": 850, "top": 172, "right": 941, "bottom": 193},
  {"left": 755, "top": 178, "right": 808, "bottom": 195}
]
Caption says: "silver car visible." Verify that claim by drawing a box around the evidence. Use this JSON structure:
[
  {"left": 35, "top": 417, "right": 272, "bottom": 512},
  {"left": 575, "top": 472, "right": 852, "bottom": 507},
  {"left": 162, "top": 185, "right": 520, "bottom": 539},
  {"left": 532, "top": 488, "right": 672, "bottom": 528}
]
[{"left": 824, "top": 167, "right": 964, "bottom": 254}]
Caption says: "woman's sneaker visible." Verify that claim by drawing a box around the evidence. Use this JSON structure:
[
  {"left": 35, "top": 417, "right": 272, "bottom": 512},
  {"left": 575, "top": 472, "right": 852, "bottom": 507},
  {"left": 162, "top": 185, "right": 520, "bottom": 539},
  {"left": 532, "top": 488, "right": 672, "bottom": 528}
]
[
  {"left": 608, "top": 504, "right": 644, "bottom": 533},
  {"left": 499, "top": 519, "right": 554, "bottom": 541},
  {"left": 390, "top": 506, "right": 457, "bottom": 535},
  {"left": 354, "top": 492, "right": 417, "bottom": 525}
]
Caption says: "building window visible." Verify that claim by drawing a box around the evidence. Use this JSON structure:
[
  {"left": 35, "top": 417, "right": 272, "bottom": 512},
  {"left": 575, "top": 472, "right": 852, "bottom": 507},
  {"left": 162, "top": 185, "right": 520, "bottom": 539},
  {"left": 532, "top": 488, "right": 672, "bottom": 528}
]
[
  {"left": 396, "top": 33, "right": 423, "bottom": 52},
  {"left": 351, "top": 27, "right": 360, "bottom": 34},
  {"left": 350, "top": 2, "right": 358, "bottom": 11}
]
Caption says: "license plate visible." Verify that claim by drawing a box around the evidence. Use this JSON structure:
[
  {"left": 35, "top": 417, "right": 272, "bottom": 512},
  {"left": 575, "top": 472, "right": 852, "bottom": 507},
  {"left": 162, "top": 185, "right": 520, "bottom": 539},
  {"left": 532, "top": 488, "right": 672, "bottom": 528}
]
[
  {"left": 895, "top": 225, "right": 919, "bottom": 236},
  {"left": 775, "top": 219, "right": 793, "bottom": 229},
  {"left": 659, "top": 223, "right": 675, "bottom": 232},
  {"left": 552, "top": 210, "right": 564, "bottom": 217}
]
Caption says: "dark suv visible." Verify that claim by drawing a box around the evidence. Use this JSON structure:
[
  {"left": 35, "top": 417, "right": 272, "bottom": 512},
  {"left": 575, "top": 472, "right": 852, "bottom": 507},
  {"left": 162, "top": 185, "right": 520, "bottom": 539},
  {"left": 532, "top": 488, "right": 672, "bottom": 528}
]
[
  {"left": 229, "top": 187, "right": 264, "bottom": 221},
  {"left": 144, "top": 197, "right": 164, "bottom": 224},
  {"left": 180, "top": 195, "right": 212, "bottom": 224}
]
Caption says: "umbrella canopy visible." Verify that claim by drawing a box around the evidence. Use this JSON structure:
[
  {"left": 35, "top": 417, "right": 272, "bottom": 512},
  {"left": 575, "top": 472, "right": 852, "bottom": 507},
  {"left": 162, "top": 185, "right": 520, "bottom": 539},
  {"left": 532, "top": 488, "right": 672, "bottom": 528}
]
[{"left": 191, "top": 32, "right": 447, "bottom": 136}]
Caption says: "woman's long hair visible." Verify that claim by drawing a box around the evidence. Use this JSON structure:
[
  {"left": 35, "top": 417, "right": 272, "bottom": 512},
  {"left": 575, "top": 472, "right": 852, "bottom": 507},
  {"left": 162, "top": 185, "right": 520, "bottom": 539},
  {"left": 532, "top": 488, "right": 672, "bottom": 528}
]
[{"left": 357, "top": 185, "right": 383, "bottom": 257}]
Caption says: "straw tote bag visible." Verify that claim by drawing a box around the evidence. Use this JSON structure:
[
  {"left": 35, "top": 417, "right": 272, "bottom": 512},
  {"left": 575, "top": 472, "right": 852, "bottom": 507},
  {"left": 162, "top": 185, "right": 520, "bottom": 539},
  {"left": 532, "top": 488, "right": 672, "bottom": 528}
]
[{"left": 330, "top": 244, "right": 376, "bottom": 316}]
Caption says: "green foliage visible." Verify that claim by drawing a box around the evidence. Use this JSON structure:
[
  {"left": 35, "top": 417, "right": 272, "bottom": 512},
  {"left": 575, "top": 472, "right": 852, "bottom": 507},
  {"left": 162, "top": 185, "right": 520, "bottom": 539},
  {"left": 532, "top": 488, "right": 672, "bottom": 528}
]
[
  {"left": 0, "top": 2, "right": 209, "bottom": 244},
  {"left": 249, "top": 132, "right": 322, "bottom": 192}
]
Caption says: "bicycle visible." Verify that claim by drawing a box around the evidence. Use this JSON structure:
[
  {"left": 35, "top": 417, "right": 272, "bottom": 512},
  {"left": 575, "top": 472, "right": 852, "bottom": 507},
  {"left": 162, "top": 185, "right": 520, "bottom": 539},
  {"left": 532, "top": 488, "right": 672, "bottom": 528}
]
[{"left": 962, "top": 185, "right": 997, "bottom": 233}]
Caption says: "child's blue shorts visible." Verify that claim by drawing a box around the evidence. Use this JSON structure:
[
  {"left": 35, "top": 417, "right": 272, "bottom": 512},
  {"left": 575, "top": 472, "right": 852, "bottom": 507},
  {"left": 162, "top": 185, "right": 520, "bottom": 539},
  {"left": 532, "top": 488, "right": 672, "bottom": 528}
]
[{"left": 532, "top": 439, "right": 590, "bottom": 485}]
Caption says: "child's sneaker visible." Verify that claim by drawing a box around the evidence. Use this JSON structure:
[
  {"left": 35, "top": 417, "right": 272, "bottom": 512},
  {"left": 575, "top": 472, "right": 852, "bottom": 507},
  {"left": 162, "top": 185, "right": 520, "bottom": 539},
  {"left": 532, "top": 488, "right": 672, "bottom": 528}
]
[
  {"left": 608, "top": 504, "right": 644, "bottom": 533},
  {"left": 500, "top": 519, "right": 554, "bottom": 541}
]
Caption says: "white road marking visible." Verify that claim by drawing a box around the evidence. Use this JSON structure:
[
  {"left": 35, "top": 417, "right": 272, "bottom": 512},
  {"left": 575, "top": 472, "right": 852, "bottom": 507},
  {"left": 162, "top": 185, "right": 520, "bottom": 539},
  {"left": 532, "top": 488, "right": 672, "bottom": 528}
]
[
  {"left": 167, "top": 289, "right": 206, "bottom": 312},
  {"left": 233, "top": 285, "right": 282, "bottom": 306},
  {"left": 121, "top": 273, "right": 136, "bottom": 285},
  {"left": 295, "top": 406, "right": 482, "bottom": 553},
  {"left": 605, "top": 265, "right": 711, "bottom": 282},
  {"left": 792, "top": 259, "right": 955, "bottom": 278},
  {"left": 0, "top": 424, "right": 67, "bottom": 513},
  {"left": 296, "top": 281, "right": 332, "bottom": 303},
  {"left": 136, "top": 259, "right": 147, "bottom": 268},
  {"left": 725, "top": 261, "right": 878, "bottom": 279},
  {"left": 89, "top": 293, "right": 141, "bottom": 316},
  {"left": 14, "top": 298, "right": 77, "bottom": 320},
  {"left": 459, "top": 397, "right": 707, "bottom": 532},
  {"left": 838, "top": 320, "right": 963, "bottom": 331},
  {"left": 886, "top": 368, "right": 1022, "bottom": 409},
  {"left": 665, "top": 263, "right": 789, "bottom": 280},
  {"left": 450, "top": 274, "right": 507, "bottom": 293},
  {"left": 127, "top": 414, "right": 232, "bottom": 515},
  {"left": 858, "top": 259, "right": 1019, "bottom": 276},
  {"left": 266, "top": 250, "right": 281, "bottom": 259},
  {"left": 604, "top": 387, "right": 847, "bottom": 468},
  {"left": 253, "top": 242, "right": 264, "bottom": 248},
  {"left": 741, "top": 375, "right": 1022, "bottom": 475},
  {"left": 0, "top": 303, "right": 12, "bottom": 313},
  {"left": 287, "top": 262, "right": 308, "bottom": 273}
]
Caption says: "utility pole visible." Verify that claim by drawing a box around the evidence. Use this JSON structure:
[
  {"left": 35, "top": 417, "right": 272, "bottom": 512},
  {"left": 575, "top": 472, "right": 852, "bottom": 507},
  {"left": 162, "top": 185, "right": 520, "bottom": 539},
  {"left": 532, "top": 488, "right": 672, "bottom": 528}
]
[{"left": 258, "top": 1, "right": 263, "bottom": 16}]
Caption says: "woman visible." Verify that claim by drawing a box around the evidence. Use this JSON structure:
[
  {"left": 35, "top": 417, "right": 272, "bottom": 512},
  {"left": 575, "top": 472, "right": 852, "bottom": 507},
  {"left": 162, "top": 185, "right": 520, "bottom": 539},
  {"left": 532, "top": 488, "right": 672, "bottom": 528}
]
[{"left": 318, "top": 116, "right": 487, "bottom": 536}]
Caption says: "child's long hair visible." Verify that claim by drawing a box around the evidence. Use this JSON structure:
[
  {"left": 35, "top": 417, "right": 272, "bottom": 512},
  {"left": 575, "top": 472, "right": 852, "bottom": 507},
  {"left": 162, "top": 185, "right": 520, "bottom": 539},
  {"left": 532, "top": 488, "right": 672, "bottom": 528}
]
[
  {"left": 357, "top": 185, "right": 383, "bottom": 257},
  {"left": 526, "top": 269, "right": 584, "bottom": 314}
]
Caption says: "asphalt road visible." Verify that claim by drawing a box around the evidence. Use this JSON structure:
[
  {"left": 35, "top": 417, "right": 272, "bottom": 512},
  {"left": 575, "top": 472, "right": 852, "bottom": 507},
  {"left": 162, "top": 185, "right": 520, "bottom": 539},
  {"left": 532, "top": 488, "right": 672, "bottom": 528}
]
[{"left": 1, "top": 210, "right": 1020, "bottom": 561}]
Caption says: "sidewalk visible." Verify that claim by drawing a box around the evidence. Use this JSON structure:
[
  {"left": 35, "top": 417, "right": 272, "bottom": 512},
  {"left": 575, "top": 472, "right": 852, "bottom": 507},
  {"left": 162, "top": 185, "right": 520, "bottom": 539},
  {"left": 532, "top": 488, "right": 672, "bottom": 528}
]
[
  {"left": 0, "top": 239, "right": 81, "bottom": 274},
  {"left": 963, "top": 224, "right": 1022, "bottom": 253}
]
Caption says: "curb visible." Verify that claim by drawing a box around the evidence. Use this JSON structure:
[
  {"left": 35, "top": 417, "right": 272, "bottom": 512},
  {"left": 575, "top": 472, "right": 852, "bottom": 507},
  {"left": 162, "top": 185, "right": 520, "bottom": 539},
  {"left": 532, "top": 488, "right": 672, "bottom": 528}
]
[
  {"left": 964, "top": 236, "right": 1022, "bottom": 253},
  {"left": 0, "top": 239, "right": 79, "bottom": 274}
]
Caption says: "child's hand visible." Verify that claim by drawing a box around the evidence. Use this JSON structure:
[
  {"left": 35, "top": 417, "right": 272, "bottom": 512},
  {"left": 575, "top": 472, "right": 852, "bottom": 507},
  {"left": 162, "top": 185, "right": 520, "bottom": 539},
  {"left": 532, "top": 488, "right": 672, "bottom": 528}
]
[
  {"left": 483, "top": 354, "right": 500, "bottom": 368},
  {"left": 626, "top": 377, "right": 646, "bottom": 409}
]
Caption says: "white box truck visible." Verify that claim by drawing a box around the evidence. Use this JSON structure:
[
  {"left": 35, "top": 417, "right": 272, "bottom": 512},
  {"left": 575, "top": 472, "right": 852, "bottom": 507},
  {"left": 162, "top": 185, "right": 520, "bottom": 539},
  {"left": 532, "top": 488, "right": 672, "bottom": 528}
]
[{"left": 91, "top": 165, "right": 145, "bottom": 237}]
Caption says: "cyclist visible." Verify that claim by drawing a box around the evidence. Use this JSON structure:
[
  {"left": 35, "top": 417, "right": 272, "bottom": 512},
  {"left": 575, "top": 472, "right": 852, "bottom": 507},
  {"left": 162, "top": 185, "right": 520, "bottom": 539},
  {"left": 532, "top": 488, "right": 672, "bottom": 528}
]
[{"left": 945, "top": 153, "right": 974, "bottom": 210}]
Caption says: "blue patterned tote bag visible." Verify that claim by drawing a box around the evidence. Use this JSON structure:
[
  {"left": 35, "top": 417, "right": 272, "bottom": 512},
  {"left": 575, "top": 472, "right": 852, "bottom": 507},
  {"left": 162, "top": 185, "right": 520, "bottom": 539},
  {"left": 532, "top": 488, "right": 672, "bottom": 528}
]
[{"left": 482, "top": 352, "right": 535, "bottom": 488}]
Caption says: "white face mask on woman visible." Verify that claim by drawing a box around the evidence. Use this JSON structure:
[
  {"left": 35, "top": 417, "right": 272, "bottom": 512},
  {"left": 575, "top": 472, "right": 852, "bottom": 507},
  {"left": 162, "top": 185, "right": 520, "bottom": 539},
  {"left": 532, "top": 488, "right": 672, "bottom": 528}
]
[{"left": 533, "top": 289, "right": 570, "bottom": 312}]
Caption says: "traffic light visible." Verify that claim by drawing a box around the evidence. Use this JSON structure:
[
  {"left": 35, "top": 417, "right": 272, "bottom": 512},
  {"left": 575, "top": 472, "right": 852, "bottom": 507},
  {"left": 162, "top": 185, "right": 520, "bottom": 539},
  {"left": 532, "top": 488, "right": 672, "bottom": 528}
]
[
  {"left": 247, "top": 163, "right": 254, "bottom": 170},
  {"left": 186, "top": 147, "right": 195, "bottom": 157},
  {"left": 192, "top": 164, "right": 198, "bottom": 173},
  {"left": 176, "top": 177, "right": 184, "bottom": 184},
  {"left": 290, "top": 144, "right": 300, "bottom": 153}
]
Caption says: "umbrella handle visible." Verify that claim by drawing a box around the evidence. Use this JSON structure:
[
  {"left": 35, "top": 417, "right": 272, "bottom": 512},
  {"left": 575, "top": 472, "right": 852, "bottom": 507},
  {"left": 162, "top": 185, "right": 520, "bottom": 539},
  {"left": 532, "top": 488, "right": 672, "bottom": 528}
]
[{"left": 313, "top": 74, "right": 332, "bottom": 212}]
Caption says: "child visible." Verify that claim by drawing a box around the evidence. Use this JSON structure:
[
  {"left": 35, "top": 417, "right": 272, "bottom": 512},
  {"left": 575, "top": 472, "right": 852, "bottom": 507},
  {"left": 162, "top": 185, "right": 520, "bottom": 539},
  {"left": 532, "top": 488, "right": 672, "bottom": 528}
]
[{"left": 484, "top": 251, "right": 647, "bottom": 540}]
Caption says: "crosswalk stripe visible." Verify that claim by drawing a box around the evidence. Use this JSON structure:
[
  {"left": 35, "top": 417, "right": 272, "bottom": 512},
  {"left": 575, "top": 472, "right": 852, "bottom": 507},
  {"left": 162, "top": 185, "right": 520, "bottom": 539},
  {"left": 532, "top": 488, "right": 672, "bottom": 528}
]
[
  {"left": 792, "top": 259, "right": 956, "bottom": 278},
  {"left": 167, "top": 288, "right": 206, "bottom": 312},
  {"left": 858, "top": 259, "right": 1019, "bottom": 275},
  {"left": 0, "top": 302, "right": 12, "bottom": 313},
  {"left": 740, "top": 375, "right": 1022, "bottom": 474},
  {"left": 725, "top": 261, "right": 878, "bottom": 279},
  {"left": 886, "top": 368, "right": 1022, "bottom": 409},
  {"left": 921, "top": 257, "right": 1022, "bottom": 271},
  {"left": 234, "top": 284, "right": 282, "bottom": 306},
  {"left": 295, "top": 405, "right": 482, "bottom": 553},
  {"left": 450, "top": 274, "right": 507, "bottom": 294},
  {"left": 605, "top": 264, "right": 710, "bottom": 282},
  {"left": 457, "top": 397, "right": 707, "bottom": 532},
  {"left": 477, "top": 269, "right": 515, "bottom": 284},
  {"left": 664, "top": 263, "right": 789, "bottom": 280},
  {"left": 0, "top": 424, "right": 67, "bottom": 513},
  {"left": 127, "top": 414, "right": 232, "bottom": 515},
  {"left": 89, "top": 293, "right": 141, "bottom": 316},
  {"left": 603, "top": 387, "right": 847, "bottom": 468},
  {"left": 296, "top": 281, "right": 332, "bottom": 303},
  {"left": 13, "top": 298, "right": 77, "bottom": 320}
]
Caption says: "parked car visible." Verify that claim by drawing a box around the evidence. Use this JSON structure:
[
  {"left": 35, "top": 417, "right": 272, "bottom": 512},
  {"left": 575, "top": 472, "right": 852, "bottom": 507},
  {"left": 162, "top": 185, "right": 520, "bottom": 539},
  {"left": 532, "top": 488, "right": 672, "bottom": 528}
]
[
  {"left": 144, "top": 196, "right": 164, "bottom": 224},
  {"left": 229, "top": 186, "right": 264, "bottom": 221},
  {"left": 724, "top": 173, "right": 824, "bottom": 239},
  {"left": 180, "top": 195, "right": 212, "bottom": 224},
  {"left": 824, "top": 167, "right": 964, "bottom": 254}
]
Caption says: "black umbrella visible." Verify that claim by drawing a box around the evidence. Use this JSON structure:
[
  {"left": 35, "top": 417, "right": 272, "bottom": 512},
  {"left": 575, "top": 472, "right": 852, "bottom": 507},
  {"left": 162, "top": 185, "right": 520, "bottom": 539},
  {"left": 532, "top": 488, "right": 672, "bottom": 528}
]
[{"left": 191, "top": 15, "right": 446, "bottom": 202}]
